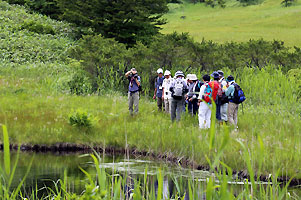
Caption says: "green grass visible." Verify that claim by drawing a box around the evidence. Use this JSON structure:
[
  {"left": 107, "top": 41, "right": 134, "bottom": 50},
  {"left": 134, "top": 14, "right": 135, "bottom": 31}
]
[
  {"left": 0, "top": 65, "right": 300, "bottom": 179},
  {"left": 0, "top": 0, "right": 74, "bottom": 65},
  {"left": 162, "top": 0, "right": 301, "bottom": 46}
]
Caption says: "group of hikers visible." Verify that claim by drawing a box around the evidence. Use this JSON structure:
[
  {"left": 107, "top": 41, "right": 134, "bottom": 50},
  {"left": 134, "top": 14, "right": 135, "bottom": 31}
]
[{"left": 125, "top": 68, "right": 245, "bottom": 129}]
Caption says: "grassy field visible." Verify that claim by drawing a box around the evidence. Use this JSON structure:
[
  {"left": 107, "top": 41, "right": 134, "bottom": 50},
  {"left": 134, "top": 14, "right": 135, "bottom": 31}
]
[
  {"left": 162, "top": 0, "right": 301, "bottom": 46},
  {"left": 0, "top": 0, "right": 300, "bottom": 179},
  {"left": 0, "top": 1, "right": 300, "bottom": 199},
  {"left": 0, "top": 65, "right": 300, "bottom": 179}
]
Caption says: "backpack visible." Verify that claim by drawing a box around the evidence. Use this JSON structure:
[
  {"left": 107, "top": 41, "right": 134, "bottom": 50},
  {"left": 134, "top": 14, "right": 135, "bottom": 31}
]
[
  {"left": 232, "top": 83, "right": 246, "bottom": 104},
  {"left": 203, "top": 83, "right": 212, "bottom": 104},
  {"left": 217, "top": 82, "right": 223, "bottom": 98},
  {"left": 172, "top": 79, "right": 184, "bottom": 100},
  {"left": 208, "top": 81, "right": 220, "bottom": 101}
]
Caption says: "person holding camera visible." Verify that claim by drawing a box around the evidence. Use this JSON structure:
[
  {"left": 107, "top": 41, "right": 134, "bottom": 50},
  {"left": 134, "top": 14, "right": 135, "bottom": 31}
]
[{"left": 125, "top": 68, "right": 141, "bottom": 115}]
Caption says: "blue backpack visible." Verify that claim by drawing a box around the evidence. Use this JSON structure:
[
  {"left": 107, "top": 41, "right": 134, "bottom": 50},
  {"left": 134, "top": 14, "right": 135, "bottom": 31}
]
[{"left": 233, "top": 83, "right": 246, "bottom": 104}]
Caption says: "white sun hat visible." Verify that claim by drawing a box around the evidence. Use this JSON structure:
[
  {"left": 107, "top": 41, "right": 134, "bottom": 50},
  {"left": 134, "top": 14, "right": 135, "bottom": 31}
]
[
  {"left": 190, "top": 74, "right": 198, "bottom": 81},
  {"left": 164, "top": 70, "right": 171, "bottom": 76},
  {"left": 157, "top": 68, "right": 163, "bottom": 74}
]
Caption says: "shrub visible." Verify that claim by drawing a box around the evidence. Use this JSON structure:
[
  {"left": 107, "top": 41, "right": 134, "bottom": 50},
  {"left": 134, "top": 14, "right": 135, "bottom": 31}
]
[
  {"left": 69, "top": 33, "right": 301, "bottom": 96},
  {"left": 21, "top": 20, "right": 55, "bottom": 35},
  {"left": 68, "top": 109, "right": 96, "bottom": 128},
  {"left": 237, "top": 0, "right": 263, "bottom": 6},
  {"left": 281, "top": 0, "right": 296, "bottom": 7}
]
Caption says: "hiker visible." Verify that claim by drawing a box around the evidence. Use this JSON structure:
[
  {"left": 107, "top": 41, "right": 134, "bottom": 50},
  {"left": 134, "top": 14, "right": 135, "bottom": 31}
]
[
  {"left": 186, "top": 74, "right": 193, "bottom": 113},
  {"left": 125, "top": 68, "right": 141, "bottom": 115},
  {"left": 187, "top": 74, "right": 200, "bottom": 115},
  {"left": 217, "top": 70, "right": 229, "bottom": 123},
  {"left": 225, "top": 75, "right": 238, "bottom": 128},
  {"left": 211, "top": 71, "right": 222, "bottom": 122},
  {"left": 153, "top": 68, "right": 164, "bottom": 111},
  {"left": 169, "top": 71, "right": 188, "bottom": 122},
  {"left": 198, "top": 74, "right": 212, "bottom": 129},
  {"left": 162, "top": 70, "right": 173, "bottom": 114}
]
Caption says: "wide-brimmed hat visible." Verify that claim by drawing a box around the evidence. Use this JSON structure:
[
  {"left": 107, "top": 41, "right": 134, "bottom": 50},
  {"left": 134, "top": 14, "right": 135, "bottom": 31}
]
[
  {"left": 190, "top": 74, "right": 198, "bottom": 81},
  {"left": 131, "top": 68, "right": 137, "bottom": 72},
  {"left": 175, "top": 71, "right": 184, "bottom": 77},
  {"left": 186, "top": 74, "right": 192, "bottom": 80},
  {"left": 157, "top": 68, "right": 163, "bottom": 74}
]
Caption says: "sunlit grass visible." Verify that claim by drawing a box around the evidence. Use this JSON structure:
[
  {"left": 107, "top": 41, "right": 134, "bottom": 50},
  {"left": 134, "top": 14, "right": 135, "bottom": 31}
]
[
  {"left": 162, "top": 0, "right": 301, "bottom": 46},
  {"left": 0, "top": 65, "right": 300, "bottom": 179}
]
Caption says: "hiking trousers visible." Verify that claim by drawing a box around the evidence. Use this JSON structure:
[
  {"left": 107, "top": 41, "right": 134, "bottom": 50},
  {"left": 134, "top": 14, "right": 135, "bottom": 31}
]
[
  {"left": 128, "top": 92, "right": 139, "bottom": 115},
  {"left": 228, "top": 102, "right": 238, "bottom": 127},
  {"left": 198, "top": 102, "right": 211, "bottom": 129},
  {"left": 215, "top": 99, "right": 221, "bottom": 121},
  {"left": 171, "top": 98, "right": 184, "bottom": 122},
  {"left": 220, "top": 103, "right": 228, "bottom": 122},
  {"left": 164, "top": 98, "right": 172, "bottom": 114},
  {"left": 157, "top": 97, "right": 163, "bottom": 111}
]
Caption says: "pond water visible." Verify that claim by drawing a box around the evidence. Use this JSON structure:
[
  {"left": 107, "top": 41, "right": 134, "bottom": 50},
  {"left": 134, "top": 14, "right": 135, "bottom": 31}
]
[{"left": 0, "top": 152, "right": 300, "bottom": 199}]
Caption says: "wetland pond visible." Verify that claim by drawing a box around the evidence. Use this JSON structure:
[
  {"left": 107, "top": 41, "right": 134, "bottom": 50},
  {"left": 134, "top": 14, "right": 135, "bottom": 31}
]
[{"left": 0, "top": 152, "right": 300, "bottom": 199}]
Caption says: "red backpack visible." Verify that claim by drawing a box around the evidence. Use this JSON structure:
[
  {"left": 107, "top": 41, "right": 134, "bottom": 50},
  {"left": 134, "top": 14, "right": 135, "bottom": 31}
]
[{"left": 209, "top": 81, "right": 220, "bottom": 101}]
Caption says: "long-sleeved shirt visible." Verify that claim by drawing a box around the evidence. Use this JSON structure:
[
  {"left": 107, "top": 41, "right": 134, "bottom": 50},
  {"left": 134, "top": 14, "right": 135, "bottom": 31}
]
[{"left": 225, "top": 81, "right": 235, "bottom": 101}]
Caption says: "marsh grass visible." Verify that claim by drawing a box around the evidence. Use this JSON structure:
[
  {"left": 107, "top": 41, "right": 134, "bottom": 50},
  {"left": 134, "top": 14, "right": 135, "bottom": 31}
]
[{"left": 0, "top": 65, "right": 300, "bottom": 179}]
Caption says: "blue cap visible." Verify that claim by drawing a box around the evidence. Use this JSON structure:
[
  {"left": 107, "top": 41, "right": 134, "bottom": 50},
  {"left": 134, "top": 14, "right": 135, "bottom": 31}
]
[{"left": 211, "top": 71, "right": 220, "bottom": 79}]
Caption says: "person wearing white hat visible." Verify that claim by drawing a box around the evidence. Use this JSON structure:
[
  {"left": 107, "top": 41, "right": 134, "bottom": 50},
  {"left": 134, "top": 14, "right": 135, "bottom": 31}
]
[
  {"left": 153, "top": 68, "right": 165, "bottom": 111},
  {"left": 187, "top": 74, "right": 200, "bottom": 115},
  {"left": 169, "top": 71, "right": 188, "bottom": 122},
  {"left": 162, "top": 70, "right": 174, "bottom": 114}
]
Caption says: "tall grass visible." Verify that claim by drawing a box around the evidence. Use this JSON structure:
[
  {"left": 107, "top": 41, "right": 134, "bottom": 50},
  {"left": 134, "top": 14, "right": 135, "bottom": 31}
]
[{"left": 0, "top": 125, "right": 33, "bottom": 200}]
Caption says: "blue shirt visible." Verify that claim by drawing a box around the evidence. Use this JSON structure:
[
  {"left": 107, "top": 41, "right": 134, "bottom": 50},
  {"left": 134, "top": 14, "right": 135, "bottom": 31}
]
[
  {"left": 225, "top": 82, "right": 235, "bottom": 102},
  {"left": 128, "top": 76, "right": 141, "bottom": 92},
  {"left": 155, "top": 77, "right": 164, "bottom": 98}
]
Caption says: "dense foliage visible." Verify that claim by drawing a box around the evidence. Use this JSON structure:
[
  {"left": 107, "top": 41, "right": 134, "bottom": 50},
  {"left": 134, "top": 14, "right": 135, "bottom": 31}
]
[
  {"left": 282, "top": 0, "right": 296, "bottom": 7},
  {"left": 69, "top": 32, "right": 301, "bottom": 95},
  {"left": 0, "top": 1, "right": 74, "bottom": 65},
  {"left": 5, "top": 0, "right": 169, "bottom": 45}
]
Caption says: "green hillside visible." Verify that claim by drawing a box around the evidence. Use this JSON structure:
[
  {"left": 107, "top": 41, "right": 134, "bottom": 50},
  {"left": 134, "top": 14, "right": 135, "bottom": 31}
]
[{"left": 162, "top": 0, "right": 301, "bottom": 46}]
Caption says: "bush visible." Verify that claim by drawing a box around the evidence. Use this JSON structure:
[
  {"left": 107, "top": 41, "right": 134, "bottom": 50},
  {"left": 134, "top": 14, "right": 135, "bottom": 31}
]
[
  {"left": 0, "top": 1, "right": 74, "bottom": 64},
  {"left": 281, "top": 0, "right": 296, "bottom": 7},
  {"left": 68, "top": 109, "right": 96, "bottom": 128},
  {"left": 68, "top": 33, "right": 301, "bottom": 96},
  {"left": 21, "top": 20, "right": 55, "bottom": 34},
  {"left": 237, "top": 0, "right": 263, "bottom": 6}
]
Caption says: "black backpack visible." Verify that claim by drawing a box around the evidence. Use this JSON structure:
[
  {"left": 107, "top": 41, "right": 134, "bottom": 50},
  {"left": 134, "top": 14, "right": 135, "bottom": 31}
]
[{"left": 232, "top": 83, "right": 246, "bottom": 104}]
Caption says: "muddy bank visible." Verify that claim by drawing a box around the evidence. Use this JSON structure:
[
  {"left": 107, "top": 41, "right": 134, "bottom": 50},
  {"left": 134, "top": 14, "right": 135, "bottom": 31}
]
[{"left": 0, "top": 142, "right": 299, "bottom": 187}]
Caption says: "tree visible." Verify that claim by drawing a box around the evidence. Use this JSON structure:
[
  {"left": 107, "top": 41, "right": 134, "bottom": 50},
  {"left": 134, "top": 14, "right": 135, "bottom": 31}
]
[
  {"left": 281, "top": 0, "right": 296, "bottom": 7},
  {"left": 57, "top": 0, "right": 168, "bottom": 46}
]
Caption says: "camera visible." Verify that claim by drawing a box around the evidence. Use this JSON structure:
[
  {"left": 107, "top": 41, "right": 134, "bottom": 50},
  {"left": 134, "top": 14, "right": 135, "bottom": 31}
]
[{"left": 131, "top": 73, "right": 138, "bottom": 79}]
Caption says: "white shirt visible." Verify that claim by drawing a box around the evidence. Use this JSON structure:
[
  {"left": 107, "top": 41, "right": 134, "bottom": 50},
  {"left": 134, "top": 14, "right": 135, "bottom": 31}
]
[
  {"left": 162, "top": 77, "right": 174, "bottom": 99},
  {"left": 198, "top": 82, "right": 209, "bottom": 100}
]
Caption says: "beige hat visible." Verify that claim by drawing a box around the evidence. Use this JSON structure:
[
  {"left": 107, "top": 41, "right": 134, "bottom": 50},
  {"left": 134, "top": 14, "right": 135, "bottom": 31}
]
[
  {"left": 190, "top": 74, "right": 198, "bottom": 81},
  {"left": 186, "top": 74, "right": 192, "bottom": 80}
]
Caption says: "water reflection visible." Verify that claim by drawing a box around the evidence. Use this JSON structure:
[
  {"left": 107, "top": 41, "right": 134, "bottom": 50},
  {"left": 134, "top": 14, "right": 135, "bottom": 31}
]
[{"left": 0, "top": 152, "right": 300, "bottom": 199}]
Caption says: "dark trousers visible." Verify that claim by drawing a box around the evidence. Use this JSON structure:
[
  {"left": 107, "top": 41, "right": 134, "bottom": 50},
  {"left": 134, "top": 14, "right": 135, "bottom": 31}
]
[
  {"left": 215, "top": 98, "right": 221, "bottom": 121},
  {"left": 188, "top": 99, "right": 199, "bottom": 115},
  {"left": 157, "top": 97, "right": 163, "bottom": 111}
]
